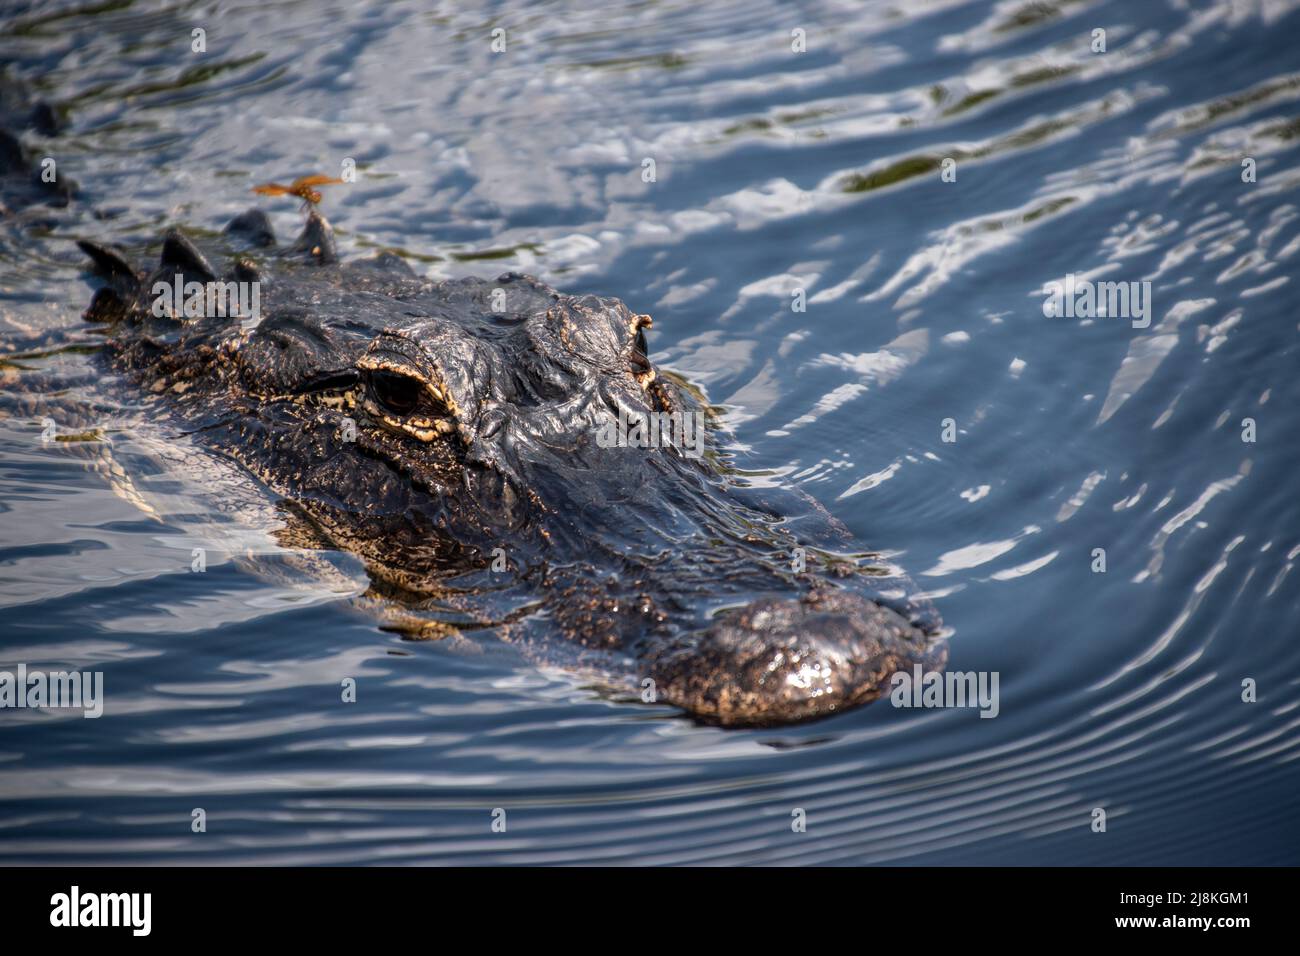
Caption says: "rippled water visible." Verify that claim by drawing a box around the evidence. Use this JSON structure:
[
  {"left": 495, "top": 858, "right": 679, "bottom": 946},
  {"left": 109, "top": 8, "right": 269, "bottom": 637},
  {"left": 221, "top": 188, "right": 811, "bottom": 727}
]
[{"left": 1, "top": 0, "right": 1298, "bottom": 864}]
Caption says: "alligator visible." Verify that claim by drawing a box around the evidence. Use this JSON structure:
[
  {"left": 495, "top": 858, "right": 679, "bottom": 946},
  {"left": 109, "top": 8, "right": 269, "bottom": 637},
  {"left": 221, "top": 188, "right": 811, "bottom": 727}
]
[
  {"left": 70, "top": 213, "right": 946, "bottom": 726},
  {"left": 4, "top": 73, "right": 946, "bottom": 727},
  {"left": 0, "top": 76, "right": 72, "bottom": 216}
]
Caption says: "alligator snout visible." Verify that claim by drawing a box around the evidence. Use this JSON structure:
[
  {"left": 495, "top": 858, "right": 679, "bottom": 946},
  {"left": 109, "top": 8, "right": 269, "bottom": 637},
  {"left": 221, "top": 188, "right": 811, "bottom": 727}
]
[{"left": 644, "top": 589, "right": 947, "bottom": 727}]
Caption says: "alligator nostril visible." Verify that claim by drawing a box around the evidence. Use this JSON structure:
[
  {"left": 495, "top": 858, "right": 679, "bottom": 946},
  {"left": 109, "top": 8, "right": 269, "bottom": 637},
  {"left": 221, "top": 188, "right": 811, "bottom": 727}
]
[{"left": 642, "top": 588, "right": 947, "bottom": 727}]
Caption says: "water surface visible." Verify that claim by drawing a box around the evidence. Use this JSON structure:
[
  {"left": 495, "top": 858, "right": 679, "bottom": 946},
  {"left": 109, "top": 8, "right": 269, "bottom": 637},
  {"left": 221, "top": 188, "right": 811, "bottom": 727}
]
[{"left": 1, "top": 0, "right": 1299, "bottom": 864}]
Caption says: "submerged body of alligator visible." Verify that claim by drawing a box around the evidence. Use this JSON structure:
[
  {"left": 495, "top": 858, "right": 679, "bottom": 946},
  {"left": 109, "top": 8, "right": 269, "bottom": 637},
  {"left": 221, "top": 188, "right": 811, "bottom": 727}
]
[{"left": 5, "top": 76, "right": 946, "bottom": 726}]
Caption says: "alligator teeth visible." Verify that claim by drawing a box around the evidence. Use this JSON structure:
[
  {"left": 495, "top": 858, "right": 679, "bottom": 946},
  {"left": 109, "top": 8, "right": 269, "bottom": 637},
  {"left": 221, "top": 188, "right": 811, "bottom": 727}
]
[
  {"left": 387, "top": 419, "right": 437, "bottom": 441},
  {"left": 399, "top": 409, "right": 457, "bottom": 434}
]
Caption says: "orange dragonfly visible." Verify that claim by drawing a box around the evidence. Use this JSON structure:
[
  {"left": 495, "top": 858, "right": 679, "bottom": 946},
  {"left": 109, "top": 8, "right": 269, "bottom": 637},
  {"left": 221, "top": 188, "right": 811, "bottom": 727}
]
[{"left": 252, "top": 173, "right": 345, "bottom": 210}]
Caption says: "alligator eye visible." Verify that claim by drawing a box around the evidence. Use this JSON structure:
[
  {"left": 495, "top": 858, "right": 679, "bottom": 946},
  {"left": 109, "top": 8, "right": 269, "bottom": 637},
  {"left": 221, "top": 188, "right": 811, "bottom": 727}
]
[{"left": 368, "top": 370, "right": 423, "bottom": 416}]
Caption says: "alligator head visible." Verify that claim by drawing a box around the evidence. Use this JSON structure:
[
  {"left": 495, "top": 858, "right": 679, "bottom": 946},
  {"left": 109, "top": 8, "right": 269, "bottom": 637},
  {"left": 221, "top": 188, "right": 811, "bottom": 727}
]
[{"left": 77, "top": 211, "right": 946, "bottom": 727}]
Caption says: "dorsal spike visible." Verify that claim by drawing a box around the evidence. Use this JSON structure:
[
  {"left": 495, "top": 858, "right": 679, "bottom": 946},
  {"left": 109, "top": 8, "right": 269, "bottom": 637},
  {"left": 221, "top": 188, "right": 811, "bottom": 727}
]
[
  {"left": 76, "top": 238, "right": 135, "bottom": 280},
  {"left": 0, "top": 129, "right": 25, "bottom": 175},
  {"left": 27, "top": 102, "right": 61, "bottom": 137},
  {"left": 224, "top": 208, "right": 276, "bottom": 247},
  {"left": 233, "top": 258, "right": 261, "bottom": 283},
  {"left": 160, "top": 229, "right": 216, "bottom": 283},
  {"left": 288, "top": 210, "right": 337, "bottom": 265}
]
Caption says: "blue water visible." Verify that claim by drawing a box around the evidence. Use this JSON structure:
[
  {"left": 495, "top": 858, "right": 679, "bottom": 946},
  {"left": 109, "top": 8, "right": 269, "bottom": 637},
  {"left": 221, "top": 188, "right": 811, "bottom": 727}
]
[{"left": 1, "top": 0, "right": 1298, "bottom": 864}]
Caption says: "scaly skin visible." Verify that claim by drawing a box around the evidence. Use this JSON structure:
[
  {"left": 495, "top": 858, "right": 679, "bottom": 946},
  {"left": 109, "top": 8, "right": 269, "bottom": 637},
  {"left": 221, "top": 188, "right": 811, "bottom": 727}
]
[
  {"left": 0, "top": 58, "right": 953, "bottom": 728},
  {"left": 72, "top": 213, "right": 946, "bottom": 726}
]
